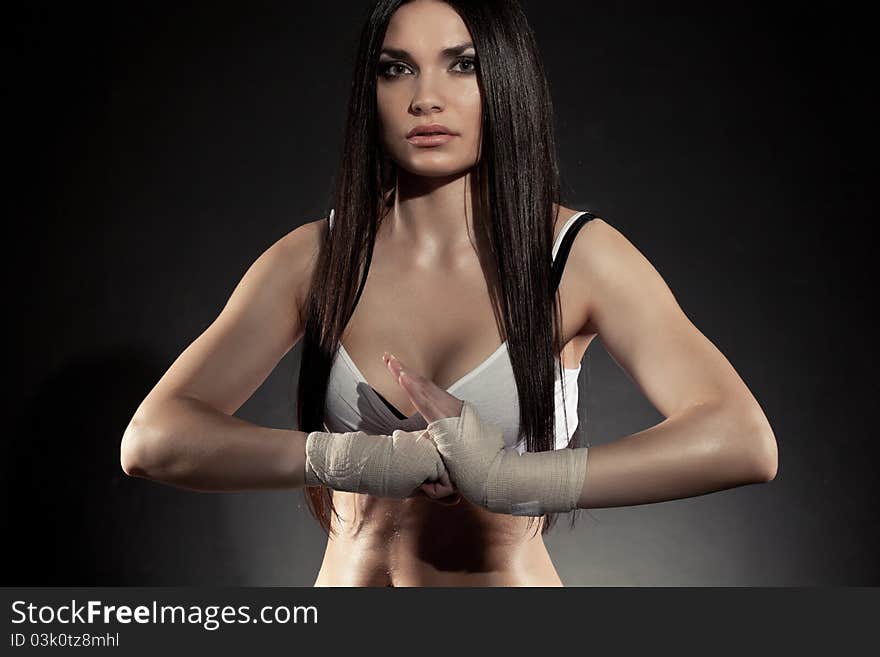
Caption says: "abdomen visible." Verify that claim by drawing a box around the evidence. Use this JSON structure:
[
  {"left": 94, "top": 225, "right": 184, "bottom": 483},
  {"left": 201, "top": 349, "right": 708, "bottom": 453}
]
[{"left": 313, "top": 491, "right": 564, "bottom": 586}]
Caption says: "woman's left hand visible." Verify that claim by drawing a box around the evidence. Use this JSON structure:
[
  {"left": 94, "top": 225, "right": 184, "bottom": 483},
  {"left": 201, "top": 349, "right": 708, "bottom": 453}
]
[
  {"left": 382, "top": 352, "right": 464, "bottom": 422},
  {"left": 383, "top": 352, "right": 463, "bottom": 504}
]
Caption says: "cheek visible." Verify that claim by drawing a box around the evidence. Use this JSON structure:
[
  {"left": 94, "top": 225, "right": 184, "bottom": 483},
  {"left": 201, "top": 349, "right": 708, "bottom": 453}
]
[
  {"left": 462, "top": 84, "right": 482, "bottom": 112},
  {"left": 376, "top": 88, "right": 406, "bottom": 140},
  {"left": 375, "top": 99, "right": 396, "bottom": 152},
  {"left": 463, "top": 88, "right": 483, "bottom": 146},
  {"left": 376, "top": 84, "right": 395, "bottom": 117}
]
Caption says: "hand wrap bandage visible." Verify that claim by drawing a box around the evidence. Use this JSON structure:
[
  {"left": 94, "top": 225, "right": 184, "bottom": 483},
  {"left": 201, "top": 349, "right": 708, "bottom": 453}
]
[
  {"left": 304, "top": 428, "right": 448, "bottom": 498},
  {"left": 427, "top": 401, "right": 589, "bottom": 516}
]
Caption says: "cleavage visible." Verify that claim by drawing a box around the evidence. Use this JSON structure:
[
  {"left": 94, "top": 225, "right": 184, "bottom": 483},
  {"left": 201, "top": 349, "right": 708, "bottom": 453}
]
[{"left": 342, "top": 232, "right": 501, "bottom": 417}]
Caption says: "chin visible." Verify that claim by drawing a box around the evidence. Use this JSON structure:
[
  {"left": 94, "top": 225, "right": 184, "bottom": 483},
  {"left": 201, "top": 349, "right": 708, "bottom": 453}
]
[{"left": 398, "top": 159, "right": 476, "bottom": 178}]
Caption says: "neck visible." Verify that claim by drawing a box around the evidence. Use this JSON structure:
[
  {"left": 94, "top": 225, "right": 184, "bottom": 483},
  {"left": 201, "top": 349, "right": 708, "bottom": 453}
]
[{"left": 381, "top": 167, "right": 479, "bottom": 257}]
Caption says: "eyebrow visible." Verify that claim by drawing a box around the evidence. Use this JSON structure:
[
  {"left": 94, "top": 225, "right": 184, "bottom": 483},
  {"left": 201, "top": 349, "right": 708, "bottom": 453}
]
[{"left": 379, "top": 42, "right": 475, "bottom": 60}]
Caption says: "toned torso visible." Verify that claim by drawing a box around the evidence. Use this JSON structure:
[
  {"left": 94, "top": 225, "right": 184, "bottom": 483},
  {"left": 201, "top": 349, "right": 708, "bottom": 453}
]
[{"left": 303, "top": 204, "right": 597, "bottom": 586}]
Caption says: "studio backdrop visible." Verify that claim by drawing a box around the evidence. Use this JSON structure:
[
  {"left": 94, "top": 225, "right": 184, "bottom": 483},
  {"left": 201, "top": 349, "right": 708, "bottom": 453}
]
[{"left": 5, "top": 1, "right": 876, "bottom": 586}]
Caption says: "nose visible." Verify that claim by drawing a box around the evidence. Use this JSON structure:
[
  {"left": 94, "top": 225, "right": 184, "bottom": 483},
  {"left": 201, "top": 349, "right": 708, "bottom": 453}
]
[{"left": 410, "top": 72, "right": 445, "bottom": 114}]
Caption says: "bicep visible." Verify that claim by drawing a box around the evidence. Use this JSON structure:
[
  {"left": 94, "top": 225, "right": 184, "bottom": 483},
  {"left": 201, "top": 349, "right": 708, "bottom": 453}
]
[
  {"left": 577, "top": 219, "right": 760, "bottom": 419},
  {"left": 138, "top": 221, "right": 320, "bottom": 418}
]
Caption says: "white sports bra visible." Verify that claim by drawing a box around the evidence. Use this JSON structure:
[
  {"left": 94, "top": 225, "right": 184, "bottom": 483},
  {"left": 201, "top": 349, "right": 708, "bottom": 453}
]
[{"left": 322, "top": 208, "right": 595, "bottom": 454}]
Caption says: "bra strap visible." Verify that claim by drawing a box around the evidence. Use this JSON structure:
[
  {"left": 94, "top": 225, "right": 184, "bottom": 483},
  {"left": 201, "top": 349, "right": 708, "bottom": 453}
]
[{"left": 551, "top": 211, "right": 596, "bottom": 292}]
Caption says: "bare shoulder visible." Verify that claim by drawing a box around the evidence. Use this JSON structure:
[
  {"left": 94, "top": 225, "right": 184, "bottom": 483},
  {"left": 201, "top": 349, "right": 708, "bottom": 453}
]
[
  {"left": 272, "top": 215, "right": 326, "bottom": 264},
  {"left": 553, "top": 204, "right": 619, "bottom": 266},
  {"left": 571, "top": 215, "right": 659, "bottom": 287},
  {"left": 271, "top": 216, "right": 327, "bottom": 324},
  {"left": 566, "top": 214, "right": 676, "bottom": 332}
]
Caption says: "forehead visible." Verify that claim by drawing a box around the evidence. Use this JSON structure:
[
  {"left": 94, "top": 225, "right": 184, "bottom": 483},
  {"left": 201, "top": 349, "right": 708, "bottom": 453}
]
[{"left": 383, "top": 0, "right": 472, "bottom": 48}]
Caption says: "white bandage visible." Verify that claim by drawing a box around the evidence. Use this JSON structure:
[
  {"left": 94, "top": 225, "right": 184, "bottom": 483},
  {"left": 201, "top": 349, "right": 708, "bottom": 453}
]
[
  {"left": 427, "top": 401, "right": 589, "bottom": 516},
  {"left": 304, "top": 428, "right": 448, "bottom": 499}
]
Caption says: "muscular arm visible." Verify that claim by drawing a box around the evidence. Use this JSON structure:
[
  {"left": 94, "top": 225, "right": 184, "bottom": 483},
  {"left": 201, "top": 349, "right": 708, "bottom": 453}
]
[
  {"left": 122, "top": 396, "right": 309, "bottom": 492},
  {"left": 577, "top": 399, "right": 774, "bottom": 509},
  {"left": 427, "top": 392, "right": 775, "bottom": 515},
  {"left": 571, "top": 218, "right": 777, "bottom": 508},
  {"left": 120, "top": 219, "right": 323, "bottom": 492},
  {"left": 391, "top": 215, "right": 779, "bottom": 514}
]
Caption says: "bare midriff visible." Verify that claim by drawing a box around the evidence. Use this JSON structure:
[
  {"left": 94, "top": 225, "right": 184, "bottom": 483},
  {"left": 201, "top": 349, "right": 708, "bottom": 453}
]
[{"left": 312, "top": 490, "right": 564, "bottom": 587}]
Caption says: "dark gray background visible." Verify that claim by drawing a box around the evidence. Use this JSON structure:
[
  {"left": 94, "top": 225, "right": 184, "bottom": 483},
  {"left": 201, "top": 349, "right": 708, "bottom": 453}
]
[{"left": 5, "top": 1, "right": 876, "bottom": 585}]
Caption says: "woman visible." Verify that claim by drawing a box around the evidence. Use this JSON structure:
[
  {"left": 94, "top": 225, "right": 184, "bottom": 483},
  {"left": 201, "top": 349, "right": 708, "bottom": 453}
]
[{"left": 120, "top": 0, "right": 778, "bottom": 587}]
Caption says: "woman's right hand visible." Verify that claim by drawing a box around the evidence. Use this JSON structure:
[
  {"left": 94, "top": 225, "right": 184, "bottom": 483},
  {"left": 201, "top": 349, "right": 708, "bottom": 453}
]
[
  {"left": 304, "top": 427, "right": 451, "bottom": 499},
  {"left": 413, "top": 469, "right": 461, "bottom": 505}
]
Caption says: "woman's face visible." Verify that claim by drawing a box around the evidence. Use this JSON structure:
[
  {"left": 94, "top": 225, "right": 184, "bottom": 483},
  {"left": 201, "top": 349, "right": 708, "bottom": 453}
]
[{"left": 376, "top": 0, "right": 483, "bottom": 179}]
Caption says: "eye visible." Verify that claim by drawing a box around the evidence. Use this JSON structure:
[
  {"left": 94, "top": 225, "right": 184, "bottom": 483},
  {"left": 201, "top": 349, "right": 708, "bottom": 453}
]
[
  {"left": 378, "top": 61, "right": 411, "bottom": 78},
  {"left": 377, "top": 57, "right": 478, "bottom": 79},
  {"left": 452, "top": 57, "right": 477, "bottom": 74}
]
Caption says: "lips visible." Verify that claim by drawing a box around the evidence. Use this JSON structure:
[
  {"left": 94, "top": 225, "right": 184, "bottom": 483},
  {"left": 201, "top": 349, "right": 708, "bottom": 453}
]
[
  {"left": 406, "top": 133, "right": 455, "bottom": 147},
  {"left": 406, "top": 123, "right": 456, "bottom": 138}
]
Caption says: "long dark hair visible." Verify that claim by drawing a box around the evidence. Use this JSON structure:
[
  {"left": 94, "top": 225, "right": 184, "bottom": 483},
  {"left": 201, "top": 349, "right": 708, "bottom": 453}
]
[{"left": 295, "top": 0, "right": 584, "bottom": 538}]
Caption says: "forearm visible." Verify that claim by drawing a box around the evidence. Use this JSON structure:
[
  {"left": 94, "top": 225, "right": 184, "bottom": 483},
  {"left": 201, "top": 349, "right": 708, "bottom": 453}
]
[
  {"left": 428, "top": 399, "right": 776, "bottom": 516},
  {"left": 120, "top": 395, "right": 306, "bottom": 492},
  {"left": 578, "top": 401, "right": 776, "bottom": 509}
]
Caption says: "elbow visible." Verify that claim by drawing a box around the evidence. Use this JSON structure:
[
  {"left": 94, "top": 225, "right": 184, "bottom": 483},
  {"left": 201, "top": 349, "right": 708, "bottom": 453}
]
[
  {"left": 716, "top": 402, "right": 778, "bottom": 484},
  {"left": 120, "top": 414, "right": 169, "bottom": 479},
  {"left": 745, "top": 417, "right": 778, "bottom": 483},
  {"left": 758, "top": 424, "right": 778, "bottom": 482},
  {"left": 120, "top": 419, "right": 149, "bottom": 478}
]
